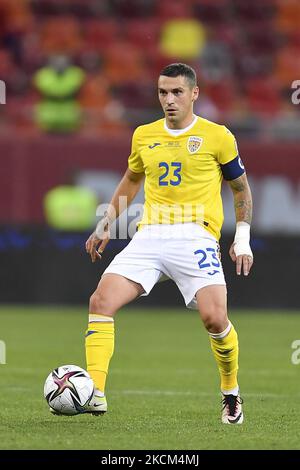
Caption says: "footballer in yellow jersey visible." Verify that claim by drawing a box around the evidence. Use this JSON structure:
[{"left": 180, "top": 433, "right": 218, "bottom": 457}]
[
  {"left": 128, "top": 115, "right": 244, "bottom": 240},
  {"left": 85, "top": 63, "right": 253, "bottom": 424}
]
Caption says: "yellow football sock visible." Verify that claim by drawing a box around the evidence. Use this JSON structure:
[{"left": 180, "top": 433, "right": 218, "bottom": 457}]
[
  {"left": 209, "top": 322, "right": 239, "bottom": 392},
  {"left": 85, "top": 314, "right": 114, "bottom": 393}
]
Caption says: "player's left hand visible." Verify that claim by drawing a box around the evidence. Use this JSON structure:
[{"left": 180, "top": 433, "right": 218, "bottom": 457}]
[{"left": 229, "top": 242, "right": 253, "bottom": 276}]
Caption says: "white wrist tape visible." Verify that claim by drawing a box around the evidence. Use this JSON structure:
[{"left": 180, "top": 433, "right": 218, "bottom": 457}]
[
  {"left": 95, "top": 215, "right": 110, "bottom": 239},
  {"left": 233, "top": 222, "right": 253, "bottom": 257}
]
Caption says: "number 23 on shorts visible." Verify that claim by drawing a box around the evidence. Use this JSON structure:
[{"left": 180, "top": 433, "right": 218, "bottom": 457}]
[{"left": 194, "top": 247, "right": 220, "bottom": 275}]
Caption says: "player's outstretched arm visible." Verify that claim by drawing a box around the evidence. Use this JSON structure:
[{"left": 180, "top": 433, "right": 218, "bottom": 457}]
[
  {"left": 228, "top": 173, "right": 253, "bottom": 276},
  {"left": 85, "top": 168, "right": 144, "bottom": 263}
]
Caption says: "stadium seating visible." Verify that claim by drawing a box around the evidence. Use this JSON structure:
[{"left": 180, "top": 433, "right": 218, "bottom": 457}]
[{"left": 0, "top": 0, "right": 299, "bottom": 138}]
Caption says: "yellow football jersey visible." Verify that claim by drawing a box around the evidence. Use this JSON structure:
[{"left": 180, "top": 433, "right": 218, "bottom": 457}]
[{"left": 128, "top": 116, "right": 243, "bottom": 240}]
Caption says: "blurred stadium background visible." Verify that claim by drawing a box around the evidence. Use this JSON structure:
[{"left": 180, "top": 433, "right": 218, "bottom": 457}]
[
  {"left": 1, "top": 0, "right": 300, "bottom": 451},
  {"left": 0, "top": 0, "right": 299, "bottom": 307}
]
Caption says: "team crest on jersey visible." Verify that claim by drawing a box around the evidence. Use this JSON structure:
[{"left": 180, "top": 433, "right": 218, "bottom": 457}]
[{"left": 187, "top": 136, "right": 203, "bottom": 154}]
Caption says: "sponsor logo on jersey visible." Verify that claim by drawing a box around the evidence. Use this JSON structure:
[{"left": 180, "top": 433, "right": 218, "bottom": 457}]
[
  {"left": 187, "top": 136, "right": 203, "bottom": 154},
  {"left": 148, "top": 142, "right": 161, "bottom": 149},
  {"left": 167, "top": 141, "right": 181, "bottom": 148}
]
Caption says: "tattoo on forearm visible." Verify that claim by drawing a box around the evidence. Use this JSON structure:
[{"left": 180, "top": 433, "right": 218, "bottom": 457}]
[
  {"left": 230, "top": 179, "right": 245, "bottom": 192},
  {"left": 229, "top": 175, "right": 253, "bottom": 224},
  {"left": 234, "top": 199, "right": 252, "bottom": 224}
]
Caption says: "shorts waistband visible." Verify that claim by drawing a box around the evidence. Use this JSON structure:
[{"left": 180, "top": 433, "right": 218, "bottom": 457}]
[{"left": 137, "top": 223, "right": 217, "bottom": 241}]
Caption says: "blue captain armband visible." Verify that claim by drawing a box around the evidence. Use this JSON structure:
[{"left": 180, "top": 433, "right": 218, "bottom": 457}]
[{"left": 220, "top": 155, "right": 245, "bottom": 181}]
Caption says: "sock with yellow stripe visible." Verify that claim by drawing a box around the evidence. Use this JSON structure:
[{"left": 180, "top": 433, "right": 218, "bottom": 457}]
[
  {"left": 85, "top": 314, "right": 115, "bottom": 393},
  {"left": 208, "top": 322, "right": 239, "bottom": 394}
]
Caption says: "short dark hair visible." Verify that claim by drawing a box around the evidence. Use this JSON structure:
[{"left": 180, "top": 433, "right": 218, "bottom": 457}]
[{"left": 159, "top": 63, "right": 197, "bottom": 88}]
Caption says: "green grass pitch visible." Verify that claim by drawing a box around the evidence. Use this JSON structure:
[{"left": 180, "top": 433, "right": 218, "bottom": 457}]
[{"left": 0, "top": 306, "right": 300, "bottom": 450}]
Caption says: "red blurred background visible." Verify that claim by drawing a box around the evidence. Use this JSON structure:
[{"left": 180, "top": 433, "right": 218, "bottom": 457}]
[
  {"left": 0, "top": 0, "right": 299, "bottom": 229},
  {"left": 1, "top": 0, "right": 300, "bottom": 136},
  {"left": 0, "top": 0, "right": 299, "bottom": 306}
]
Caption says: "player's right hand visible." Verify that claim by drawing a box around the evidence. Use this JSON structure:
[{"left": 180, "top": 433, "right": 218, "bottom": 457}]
[{"left": 85, "top": 215, "right": 111, "bottom": 263}]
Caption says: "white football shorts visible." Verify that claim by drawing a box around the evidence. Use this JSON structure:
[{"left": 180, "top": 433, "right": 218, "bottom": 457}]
[{"left": 103, "top": 223, "right": 226, "bottom": 309}]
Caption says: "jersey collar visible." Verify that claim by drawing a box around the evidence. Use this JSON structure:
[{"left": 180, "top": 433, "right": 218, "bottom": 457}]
[{"left": 164, "top": 115, "right": 198, "bottom": 137}]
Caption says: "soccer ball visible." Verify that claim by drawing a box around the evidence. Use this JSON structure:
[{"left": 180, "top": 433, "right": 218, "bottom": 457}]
[{"left": 44, "top": 364, "right": 94, "bottom": 415}]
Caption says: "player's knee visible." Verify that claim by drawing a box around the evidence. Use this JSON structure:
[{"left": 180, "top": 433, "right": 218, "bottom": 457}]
[
  {"left": 200, "top": 305, "right": 228, "bottom": 332},
  {"left": 89, "top": 291, "right": 115, "bottom": 316}
]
